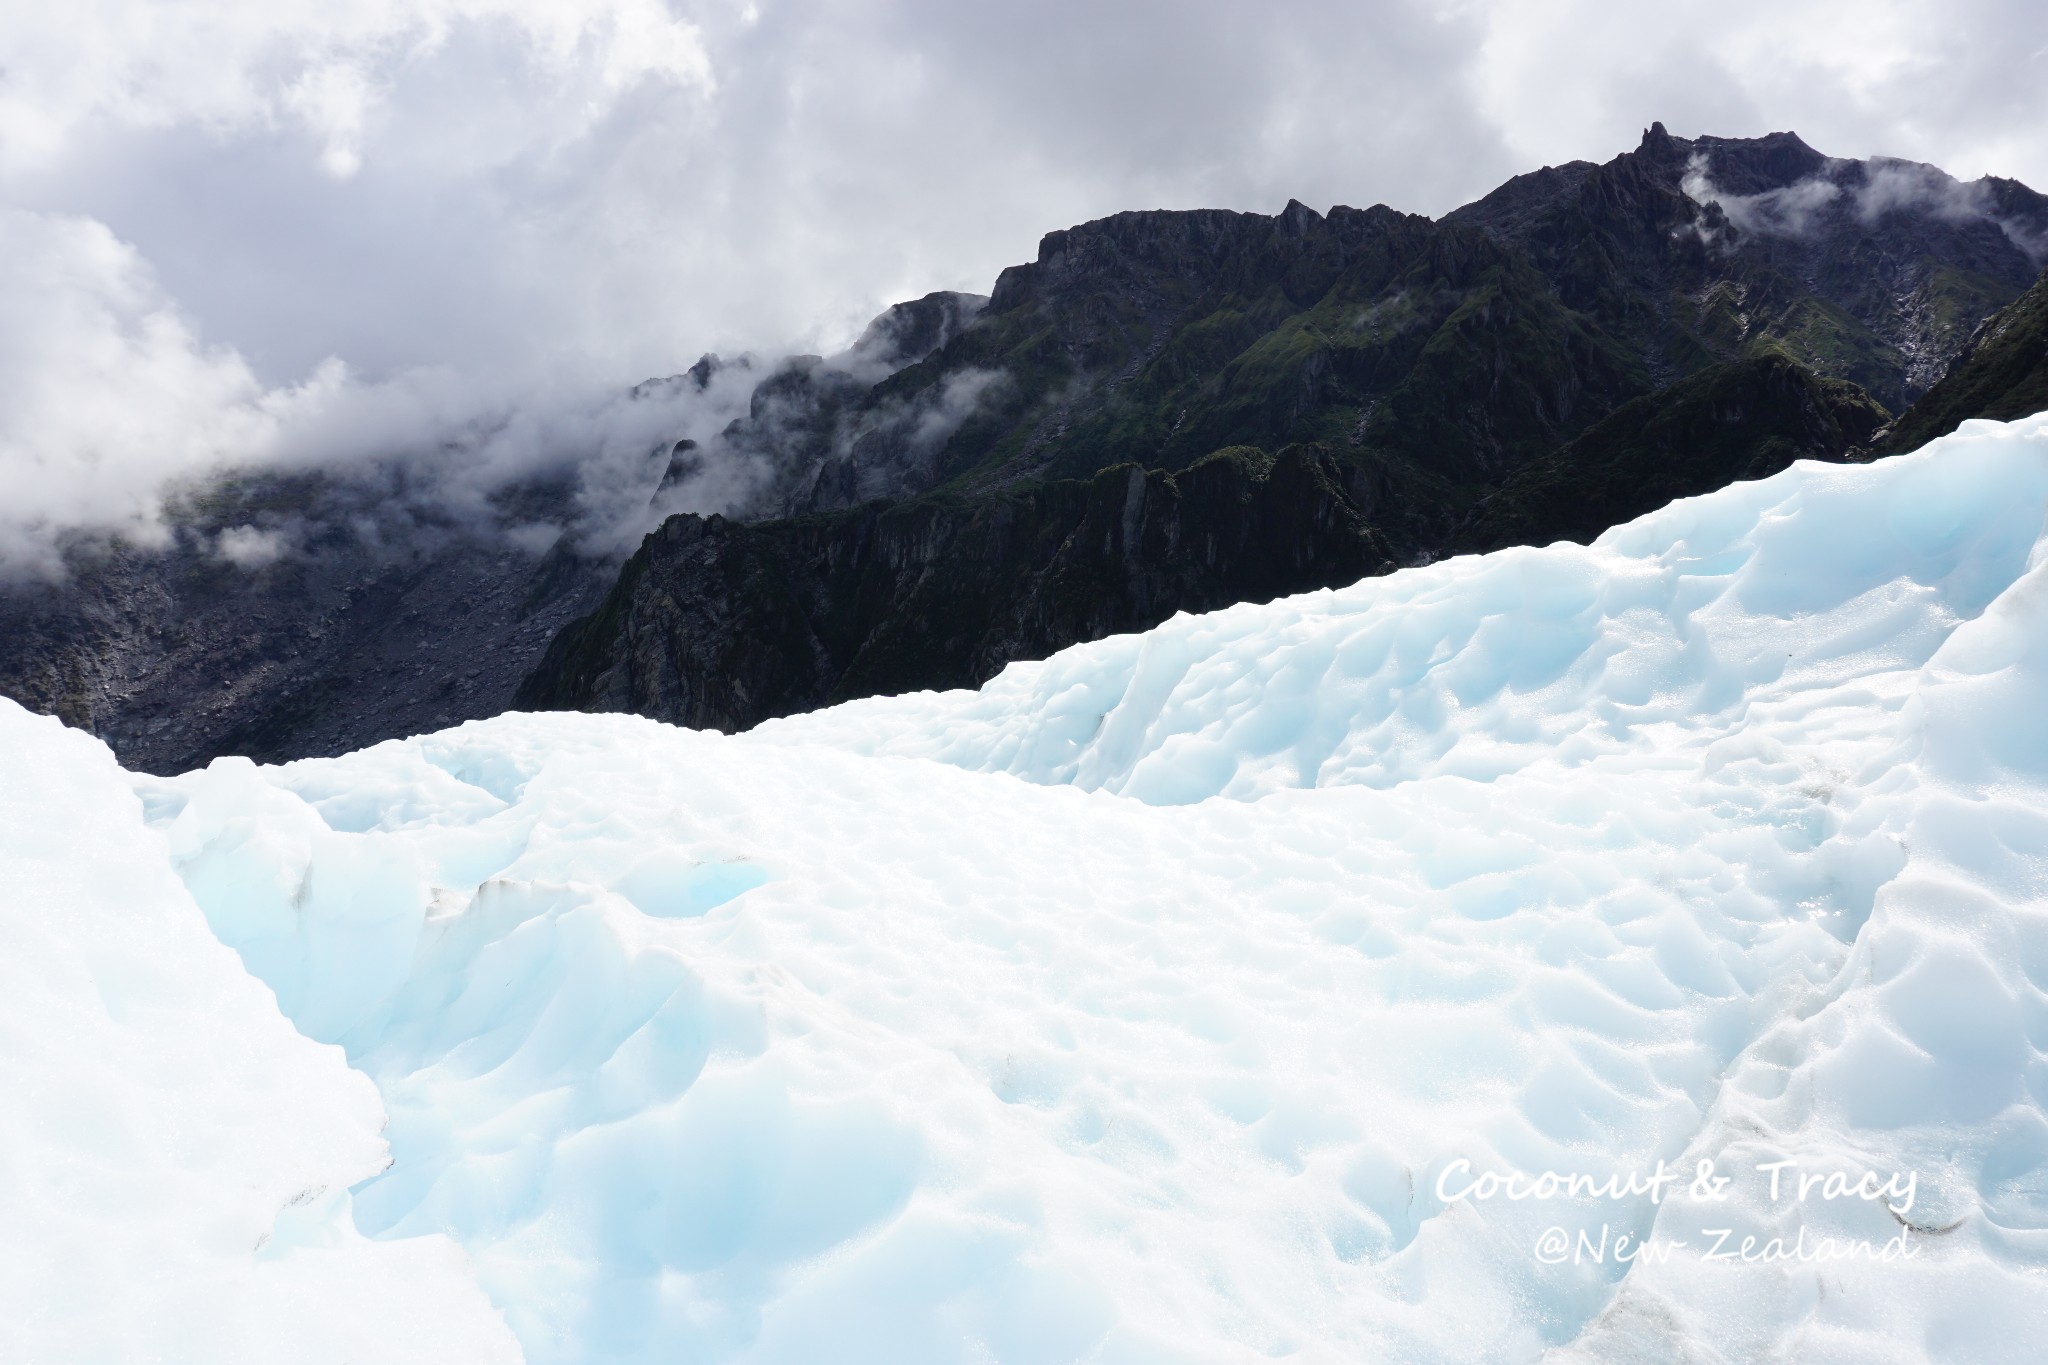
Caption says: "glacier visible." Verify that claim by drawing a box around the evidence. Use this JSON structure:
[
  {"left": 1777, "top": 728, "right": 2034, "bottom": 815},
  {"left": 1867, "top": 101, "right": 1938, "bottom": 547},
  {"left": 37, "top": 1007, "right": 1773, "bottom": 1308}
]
[
  {"left": 0, "top": 684, "right": 521, "bottom": 1362},
  {"left": 9, "top": 411, "right": 2048, "bottom": 1362}
]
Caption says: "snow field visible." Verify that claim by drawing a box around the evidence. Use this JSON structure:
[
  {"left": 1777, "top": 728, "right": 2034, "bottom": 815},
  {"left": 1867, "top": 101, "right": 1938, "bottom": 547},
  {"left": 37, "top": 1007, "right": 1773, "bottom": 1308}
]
[
  {"left": 0, "top": 705, "right": 520, "bottom": 1364},
  {"left": 10, "top": 412, "right": 2048, "bottom": 1361}
]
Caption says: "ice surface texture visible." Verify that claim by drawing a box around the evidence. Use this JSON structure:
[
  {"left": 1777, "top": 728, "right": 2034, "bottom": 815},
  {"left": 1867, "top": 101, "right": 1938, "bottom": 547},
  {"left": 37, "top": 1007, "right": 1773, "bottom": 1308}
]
[
  {"left": 11, "top": 411, "right": 2048, "bottom": 1362},
  {"left": 0, "top": 709, "right": 520, "bottom": 1363}
]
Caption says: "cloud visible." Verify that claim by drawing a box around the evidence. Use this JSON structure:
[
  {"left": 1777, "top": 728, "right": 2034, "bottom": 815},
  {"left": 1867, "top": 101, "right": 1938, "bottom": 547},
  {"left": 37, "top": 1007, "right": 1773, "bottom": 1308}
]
[
  {"left": 0, "top": 1, "right": 713, "bottom": 176},
  {"left": 214, "top": 523, "right": 289, "bottom": 567},
  {"left": 1679, "top": 147, "right": 2045, "bottom": 258},
  {"left": 1, "top": 0, "right": 2045, "bottom": 572},
  {"left": 1853, "top": 158, "right": 1991, "bottom": 225},
  {"left": 0, "top": 203, "right": 741, "bottom": 574},
  {"left": 908, "top": 368, "right": 1007, "bottom": 453},
  {"left": 1465, "top": 0, "right": 2048, "bottom": 194},
  {"left": 0, "top": 207, "right": 282, "bottom": 574},
  {"left": 284, "top": 63, "right": 377, "bottom": 181},
  {"left": 1682, "top": 155, "right": 1844, "bottom": 237}
]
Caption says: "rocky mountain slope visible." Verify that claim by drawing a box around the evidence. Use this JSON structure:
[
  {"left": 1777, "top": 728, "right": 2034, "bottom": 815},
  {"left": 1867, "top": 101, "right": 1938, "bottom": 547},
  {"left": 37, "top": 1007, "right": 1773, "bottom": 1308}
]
[
  {"left": 1454, "top": 352, "right": 1889, "bottom": 554},
  {"left": 0, "top": 299, "right": 982, "bottom": 774},
  {"left": 0, "top": 474, "right": 616, "bottom": 773},
  {"left": 1875, "top": 262, "right": 2048, "bottom": 455},
  {"left": 522, "top": 129, "right": 2048, "bottom": 734},
  {"left": 515, "top": 445, "right": 1395, "bottom": 728},
  {"left": 709, "top": 123, "right": 2044, "bottom": 519},
  {"left": 515, "top": 352, "right": 1901, "bottom": 732},
  {"left": 1444, "top": 126, "right": 2046, "bottom": 407}
]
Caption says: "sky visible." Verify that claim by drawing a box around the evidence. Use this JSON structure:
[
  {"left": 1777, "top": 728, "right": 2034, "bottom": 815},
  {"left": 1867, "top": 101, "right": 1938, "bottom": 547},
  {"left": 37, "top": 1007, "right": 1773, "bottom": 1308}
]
[{"left": 3, "top": 0, "right": 2046, "bottom": 570}]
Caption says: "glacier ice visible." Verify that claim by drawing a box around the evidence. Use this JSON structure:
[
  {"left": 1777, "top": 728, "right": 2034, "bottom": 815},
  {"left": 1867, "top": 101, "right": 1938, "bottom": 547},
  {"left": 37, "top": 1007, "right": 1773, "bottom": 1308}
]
[
  {"left": 10, "top": 411, "right": 2048, "bottom": 1361},
  {"left": 0, "top": 703, "right": 520, "bottom": 1363}
]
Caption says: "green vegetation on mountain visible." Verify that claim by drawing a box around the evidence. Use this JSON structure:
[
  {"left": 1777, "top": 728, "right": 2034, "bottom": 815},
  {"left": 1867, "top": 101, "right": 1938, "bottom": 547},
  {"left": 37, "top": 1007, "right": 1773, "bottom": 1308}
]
[
  {"left": 762, "top": 207, "right": 1656, "bottom": 519},
  {"left": 729, "top": 126, "right": 2042, "bottom": 532}
]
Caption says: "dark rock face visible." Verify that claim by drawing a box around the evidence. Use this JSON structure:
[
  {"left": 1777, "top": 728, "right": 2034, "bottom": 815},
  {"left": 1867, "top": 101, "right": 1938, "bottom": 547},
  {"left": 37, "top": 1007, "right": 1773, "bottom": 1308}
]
[
  {"left": 1876, "top": 265, "right": 2048, "bottom": 455},
  {"left": 0, "top": 291, "right": 996, "bottom": 773},
  {"left": 849, "top": 290, "right": 989, "bottom": 370},
  {"left": 516, "top": 350, "right": 1892, "bottom": 733},
  {"left": 1455, "top": 353, "right": 1891, "bottom": 554},
  {"left": 0, "top": 475, "right": 613, "bottom": 774},
  {"left": 516, "top": 446, "right": 1394, "bottom": 730},
  {"left": 687, "top": 291, "right": 992, "bottom": 515},
  {"left": 776, "top": 203, "right": 1653, "bottom": 511}
]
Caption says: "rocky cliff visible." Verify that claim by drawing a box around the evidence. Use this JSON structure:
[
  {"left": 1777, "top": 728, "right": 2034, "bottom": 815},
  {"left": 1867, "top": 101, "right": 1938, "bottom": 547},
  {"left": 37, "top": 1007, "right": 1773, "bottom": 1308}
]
[
  {"left": 1456, "top": 352, "right": 1890, "bottom": 553},
  {"left": 516, "top": 445, "right": 1394, "bottom": 728}
]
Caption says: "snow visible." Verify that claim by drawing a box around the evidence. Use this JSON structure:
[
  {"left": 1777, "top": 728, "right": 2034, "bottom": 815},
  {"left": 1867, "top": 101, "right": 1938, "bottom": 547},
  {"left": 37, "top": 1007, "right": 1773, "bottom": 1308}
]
[
  {"left": 0, "top": 705, "right": 520, "bottom": 1363},
  {"left": 10, "top": 411, "right": 2048, "bottom": 1361}
]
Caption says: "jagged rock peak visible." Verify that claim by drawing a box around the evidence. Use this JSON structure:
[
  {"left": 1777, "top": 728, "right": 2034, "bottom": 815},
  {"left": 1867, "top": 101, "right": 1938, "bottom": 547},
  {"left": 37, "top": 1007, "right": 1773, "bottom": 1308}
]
[
  {"left": 1280, "top": 198, "right": 1323, "bottom": 236},
  {"left": 626, "top": 353, "right": 752, "bottom": 402},
  {"left": 847, "top": 290, "right": 989, "bottom": 372}
]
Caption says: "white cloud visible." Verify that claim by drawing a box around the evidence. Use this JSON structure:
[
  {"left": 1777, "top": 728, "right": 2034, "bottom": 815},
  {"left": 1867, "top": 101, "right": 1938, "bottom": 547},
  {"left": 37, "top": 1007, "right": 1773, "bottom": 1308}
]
[
  {"left": 1854, "top": 157, "right": 1993, "bottom": 225},
  {"left": 0, "top": 203, "right": 736, "bottom": 573},
  {"left": 1682, "top": 155, "right": 1844, "bottom": 237},
  {"left": 214, "top": 523, "right": 289, "bottom": 567},
  {"left": 1465, "top": 0, "right": 2048, "bottom": 191},
  {"left": 0, "top": 1, "right": 714, "bottom": 173},
  {"left": 285, "top": 63, "right": 377, "bottom": 180},
  {"left": 1679, "top": 146, "right": 2043, "bottom": 257},
  {"left": 0, "top": 208, "right": 279, "bottom": 573}
]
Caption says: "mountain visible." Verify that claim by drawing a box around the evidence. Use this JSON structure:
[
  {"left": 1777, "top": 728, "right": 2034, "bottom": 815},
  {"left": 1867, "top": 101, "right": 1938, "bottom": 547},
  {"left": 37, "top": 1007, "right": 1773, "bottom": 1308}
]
[
  {"left": 520, "top": 129, "right": 2048, "bottom": 734},
  {"left": 7, "top": 126, "right": 2047, "bottom": 766},
  {"left": 0, "top": 472, "right": 617, "bottom": 773},
  {"left": 1445, "top": 126, "right": 2046, "bottom": 408},
  {"left": 707, "top": 123, "right": 2044, "bottom": 520},
  {"left": 773, "top": 204, "right": 1648, "bottom": 510},
  {"left": 513, "top": 354, "right": 1895, "bottom": 733},
  {"left": 0, "top": 302, "right": 986, "bottom": 774},
  {"left": 515, "top": 445, "right": 1394, "bottom": 729}
]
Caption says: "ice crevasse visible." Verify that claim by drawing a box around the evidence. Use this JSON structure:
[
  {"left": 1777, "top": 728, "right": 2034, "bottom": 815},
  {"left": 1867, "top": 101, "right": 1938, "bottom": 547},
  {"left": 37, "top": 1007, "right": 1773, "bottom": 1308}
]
[{"left": 8, "top": 412, "right": 2048, "bottom": 1362}]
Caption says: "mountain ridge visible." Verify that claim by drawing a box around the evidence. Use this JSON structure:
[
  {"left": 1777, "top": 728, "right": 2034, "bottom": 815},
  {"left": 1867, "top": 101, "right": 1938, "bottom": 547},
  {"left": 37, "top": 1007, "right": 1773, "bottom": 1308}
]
[{"left": 520, "top": 128, "right": 2048, "bottom": 735}]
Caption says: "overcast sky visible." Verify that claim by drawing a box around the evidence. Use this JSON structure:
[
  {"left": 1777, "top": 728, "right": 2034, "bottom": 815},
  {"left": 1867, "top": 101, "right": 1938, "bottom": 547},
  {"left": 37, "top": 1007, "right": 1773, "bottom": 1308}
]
[{"left": 4, "top": 0, "right": 2046, "bottom": 568}]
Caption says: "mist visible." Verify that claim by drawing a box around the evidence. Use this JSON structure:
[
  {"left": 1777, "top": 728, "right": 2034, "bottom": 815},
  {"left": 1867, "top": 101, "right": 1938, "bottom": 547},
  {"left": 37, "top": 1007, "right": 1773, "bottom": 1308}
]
[{"left": 1680, "top": 148, "right": 2048, "bottom": 250}]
